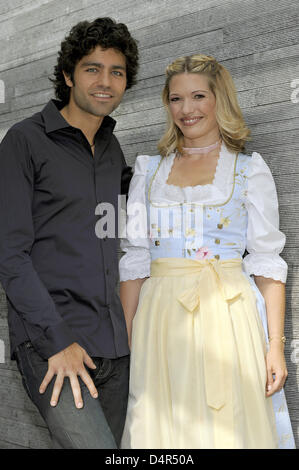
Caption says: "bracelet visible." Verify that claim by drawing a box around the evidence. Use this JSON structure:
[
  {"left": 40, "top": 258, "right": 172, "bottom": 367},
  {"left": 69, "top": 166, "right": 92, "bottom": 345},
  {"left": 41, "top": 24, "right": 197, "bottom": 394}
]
[{"left": 269, "top": 335, "right": 286, "bottom": 344}]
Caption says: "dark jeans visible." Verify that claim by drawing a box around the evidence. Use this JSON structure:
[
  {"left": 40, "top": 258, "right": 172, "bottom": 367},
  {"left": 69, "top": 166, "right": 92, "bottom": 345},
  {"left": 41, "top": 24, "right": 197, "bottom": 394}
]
[{"left": 15, "top": 341, "right": 129, "bottom": 449}]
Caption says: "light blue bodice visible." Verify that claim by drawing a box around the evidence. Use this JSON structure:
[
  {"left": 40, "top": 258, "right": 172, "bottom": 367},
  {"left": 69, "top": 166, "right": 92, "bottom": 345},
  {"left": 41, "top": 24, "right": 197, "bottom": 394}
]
[{"left": 145, "top": 152, "right": 249, "bottom": 262}]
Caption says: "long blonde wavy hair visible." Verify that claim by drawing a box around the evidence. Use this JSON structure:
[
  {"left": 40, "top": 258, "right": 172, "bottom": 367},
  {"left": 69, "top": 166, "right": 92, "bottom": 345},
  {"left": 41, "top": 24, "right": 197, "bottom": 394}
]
[{"left": 157, "top": 54, "right": 251, "bottom": 157}]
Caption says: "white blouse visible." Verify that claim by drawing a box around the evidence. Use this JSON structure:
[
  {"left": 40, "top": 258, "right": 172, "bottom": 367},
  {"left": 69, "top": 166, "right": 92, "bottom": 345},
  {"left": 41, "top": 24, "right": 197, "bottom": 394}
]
[{"left": 119, "top": 144, "right": 287, "bottom": 283}]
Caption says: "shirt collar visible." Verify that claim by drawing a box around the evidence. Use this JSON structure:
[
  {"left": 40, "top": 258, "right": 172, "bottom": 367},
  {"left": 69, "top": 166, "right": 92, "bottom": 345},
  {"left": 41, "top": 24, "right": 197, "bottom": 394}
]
[{"left": 41, "top": 99, "right": 116, "bottom": 134}]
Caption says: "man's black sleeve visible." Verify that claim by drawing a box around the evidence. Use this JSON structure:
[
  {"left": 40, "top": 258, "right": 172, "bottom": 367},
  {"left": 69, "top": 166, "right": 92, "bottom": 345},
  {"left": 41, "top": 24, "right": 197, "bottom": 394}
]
[
  {"left": 0, "top": 128, "right": 77, "bottom": 358},
  {"left": 121, "top": 164, "right": 133, "bottom": 198},
  {"left": 119, "top": 147, "right": 133, "bottom": 199}
]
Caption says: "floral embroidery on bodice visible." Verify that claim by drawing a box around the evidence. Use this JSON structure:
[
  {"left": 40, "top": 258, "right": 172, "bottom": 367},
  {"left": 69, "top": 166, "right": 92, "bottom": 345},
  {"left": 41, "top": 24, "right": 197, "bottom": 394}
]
[{"left": 145, "top": 152, "right": 249, "bottom": 263}]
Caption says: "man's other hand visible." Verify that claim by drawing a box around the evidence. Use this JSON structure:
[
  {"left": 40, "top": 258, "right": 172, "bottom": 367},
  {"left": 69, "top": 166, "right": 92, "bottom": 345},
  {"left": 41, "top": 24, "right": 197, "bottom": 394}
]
[{"left": 39, "top": 342, "right": 98, "bottom": 408}]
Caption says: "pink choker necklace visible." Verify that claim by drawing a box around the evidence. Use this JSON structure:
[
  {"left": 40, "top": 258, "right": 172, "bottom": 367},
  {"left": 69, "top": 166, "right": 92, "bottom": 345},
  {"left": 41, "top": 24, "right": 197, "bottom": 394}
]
[{"left": 182, "top": 140, "right": 221, "bottom": 155}]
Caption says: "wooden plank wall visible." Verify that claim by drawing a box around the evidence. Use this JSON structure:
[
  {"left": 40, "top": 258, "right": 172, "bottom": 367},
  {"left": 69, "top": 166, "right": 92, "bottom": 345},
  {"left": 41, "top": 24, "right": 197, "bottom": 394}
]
[{"left": 0, "top": 0, "right": 298, "bottom": 449}]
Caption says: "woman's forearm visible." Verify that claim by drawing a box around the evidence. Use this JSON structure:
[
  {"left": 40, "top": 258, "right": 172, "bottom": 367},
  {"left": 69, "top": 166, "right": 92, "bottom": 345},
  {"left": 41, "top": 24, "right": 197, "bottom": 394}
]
[
  {"left": 254, "top": 275, "right": 288, "bottom": 396},
  {"left": 254, "top": 275, "right": 286, "bottom": 344},
  {"left": 120, "top": 278, "right": 148, "bottom": 347}
]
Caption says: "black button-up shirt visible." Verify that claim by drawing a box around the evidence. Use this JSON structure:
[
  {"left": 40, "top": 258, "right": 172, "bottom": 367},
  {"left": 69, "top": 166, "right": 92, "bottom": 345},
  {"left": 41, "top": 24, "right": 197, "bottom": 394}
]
[{"left": 0, "top": 99, "right": 131, "bottom": 360}]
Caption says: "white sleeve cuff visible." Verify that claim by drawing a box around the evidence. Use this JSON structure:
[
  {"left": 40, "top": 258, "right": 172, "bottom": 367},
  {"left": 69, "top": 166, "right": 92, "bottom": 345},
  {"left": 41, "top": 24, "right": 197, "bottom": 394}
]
[
  {"left": 119, "top": 247, "right": 151, "bottom": 281},
  {"left": 243, "top": 252, "right": 287, "bottom": 283}
]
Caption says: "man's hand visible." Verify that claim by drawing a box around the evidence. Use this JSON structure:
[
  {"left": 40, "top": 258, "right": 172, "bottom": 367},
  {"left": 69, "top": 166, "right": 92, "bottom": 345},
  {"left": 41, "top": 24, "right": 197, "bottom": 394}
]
[{"left": 39, "top": 342, "right": 98, "bottom": 408}]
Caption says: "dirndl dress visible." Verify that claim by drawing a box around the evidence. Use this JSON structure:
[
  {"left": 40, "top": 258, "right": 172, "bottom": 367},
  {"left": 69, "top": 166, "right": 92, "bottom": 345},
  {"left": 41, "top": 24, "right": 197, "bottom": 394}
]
[{"left": 119, "top": 146, "right": 295, "bottom": 449}]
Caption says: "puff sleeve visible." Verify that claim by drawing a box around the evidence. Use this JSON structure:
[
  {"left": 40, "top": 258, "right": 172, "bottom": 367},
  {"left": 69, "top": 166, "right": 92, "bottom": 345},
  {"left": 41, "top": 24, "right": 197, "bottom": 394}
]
[
  {"left": 119, "top": 155, "right": 151, "bottom": 281},
  {"left": 243, "top": 152, "right": 287, "bottom": 283}
]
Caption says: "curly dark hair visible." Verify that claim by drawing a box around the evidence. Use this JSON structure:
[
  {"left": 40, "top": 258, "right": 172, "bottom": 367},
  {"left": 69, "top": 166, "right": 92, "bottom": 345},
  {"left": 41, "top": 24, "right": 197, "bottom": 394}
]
[{"left": 50, "top": 17, "right": 139, "bottom": 105}]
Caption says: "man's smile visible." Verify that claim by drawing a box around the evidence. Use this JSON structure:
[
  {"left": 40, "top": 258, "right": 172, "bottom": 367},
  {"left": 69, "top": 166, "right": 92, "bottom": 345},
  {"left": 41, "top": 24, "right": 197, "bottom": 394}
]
[{"left": 91, "top": 92, "right": 114, "bottom": 101}]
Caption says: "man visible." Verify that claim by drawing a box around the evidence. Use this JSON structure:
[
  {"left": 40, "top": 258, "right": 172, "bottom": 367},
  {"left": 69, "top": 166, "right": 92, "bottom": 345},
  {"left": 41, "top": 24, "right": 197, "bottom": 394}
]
[{"left": 0, "top": 17, "right": 138, "bottom": 449}]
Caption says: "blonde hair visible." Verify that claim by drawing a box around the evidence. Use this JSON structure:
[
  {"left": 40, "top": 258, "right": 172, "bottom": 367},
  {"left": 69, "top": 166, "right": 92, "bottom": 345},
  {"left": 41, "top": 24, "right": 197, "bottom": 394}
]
[{"left": 157, "top": 54, "right": 251, "bottom": 157}]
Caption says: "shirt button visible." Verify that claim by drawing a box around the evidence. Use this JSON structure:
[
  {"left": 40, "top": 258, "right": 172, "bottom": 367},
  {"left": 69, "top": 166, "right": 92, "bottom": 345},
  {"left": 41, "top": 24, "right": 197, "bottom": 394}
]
[
  {"left": 217, "top": 224, "right": 223, "bottom": 229},
  {"left": 215, "top": 238, "right": 220, "bottom": 244},
  {"left": 155, "top": 240, "right": 160, "bottom": 246},
  {"left": 215, "top": 254, "right": 220, "bottom": 260}
]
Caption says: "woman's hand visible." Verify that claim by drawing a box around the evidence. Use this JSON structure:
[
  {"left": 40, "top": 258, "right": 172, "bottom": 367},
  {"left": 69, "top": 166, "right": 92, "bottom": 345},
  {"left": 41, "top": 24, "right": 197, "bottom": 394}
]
[{"left": 265, "top": 341, "right": 288, "bottom": 397}]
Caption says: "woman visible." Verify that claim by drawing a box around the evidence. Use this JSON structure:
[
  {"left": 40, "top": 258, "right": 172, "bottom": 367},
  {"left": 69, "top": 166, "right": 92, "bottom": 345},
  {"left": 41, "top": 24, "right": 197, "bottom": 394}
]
[{"left": 119, "top": 54, "right": 295, "bottom": 449}]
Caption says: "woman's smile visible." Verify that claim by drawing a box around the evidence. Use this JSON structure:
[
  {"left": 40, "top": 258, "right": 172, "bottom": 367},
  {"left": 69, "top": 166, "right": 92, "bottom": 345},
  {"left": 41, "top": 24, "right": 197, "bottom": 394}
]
[{"left": 180, "top": 115, "right": 203, "bottom": 126}]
